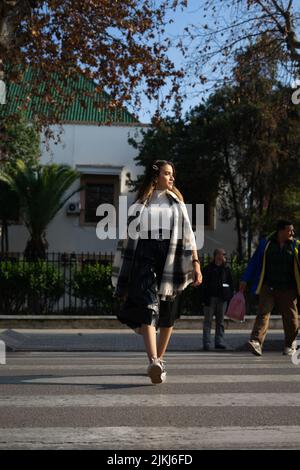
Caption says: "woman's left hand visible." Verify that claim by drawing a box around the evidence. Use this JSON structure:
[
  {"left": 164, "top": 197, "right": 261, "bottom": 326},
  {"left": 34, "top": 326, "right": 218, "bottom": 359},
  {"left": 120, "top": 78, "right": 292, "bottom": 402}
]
[{"left": 192, "top": 265, "right": 203, "bottom": 287}]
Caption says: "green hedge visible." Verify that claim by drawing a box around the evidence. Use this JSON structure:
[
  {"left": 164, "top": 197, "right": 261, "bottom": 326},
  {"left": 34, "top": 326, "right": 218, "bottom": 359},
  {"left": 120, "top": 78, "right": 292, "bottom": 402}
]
[
  {"left": 0, "top": 261, "right": 29, "bottom": 314},
  {"left": 69, "top": 263, "right": 114, "bottom": 313},
  {"left": 0, "top": 257, "right": 252, "bottom": 315},
  {"left": 0, "top": 261, "right": 64, "bottom": 314}
]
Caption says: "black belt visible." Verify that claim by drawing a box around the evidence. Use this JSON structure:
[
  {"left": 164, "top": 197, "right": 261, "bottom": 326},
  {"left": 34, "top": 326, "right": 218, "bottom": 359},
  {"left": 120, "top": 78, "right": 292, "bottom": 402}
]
[{"left": 144, "top": 229, "right": 171, "bottom": 240}]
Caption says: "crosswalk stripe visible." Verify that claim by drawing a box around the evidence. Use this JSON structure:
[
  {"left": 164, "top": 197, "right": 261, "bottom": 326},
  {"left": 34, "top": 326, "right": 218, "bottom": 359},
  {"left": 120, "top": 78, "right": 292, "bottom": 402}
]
[
  {"left": 4, "top": 358, "right": 247, "bottom": 363},
  {"left": 1, "top": 351, "right": 300, "bottom": 450},
  {"left": 6, "top": 355, "right": 290, "bottom": 360},
  {"left": 0, "top": 393, "right": 300, "bottom": 408},
  {"left": 6, "top": 354, "right": 288, "bottom": 362},
  {"left": 2, "top": 363, "right": 297, "bottom": 370},
  {"left": 0, "top": 426, "right": 300, "bottom": 449},
  {"left": 7, "top": 352, "right": 279, "bottom": 358},
  {"left": 18, "top": 374, "right": 300, "bottom": 384}
]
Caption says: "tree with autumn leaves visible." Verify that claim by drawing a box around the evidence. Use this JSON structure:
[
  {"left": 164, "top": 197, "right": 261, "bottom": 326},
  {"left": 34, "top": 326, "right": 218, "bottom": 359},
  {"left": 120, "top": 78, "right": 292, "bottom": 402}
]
[
  {"left": 1, "top": 1, "right": 299, "bottom": 127},
  {"left": 0, "top": 0, "right": 186, "bottom": 130},
  {"left": 0, "top": 0, "right": 187, "bottom": 258}
]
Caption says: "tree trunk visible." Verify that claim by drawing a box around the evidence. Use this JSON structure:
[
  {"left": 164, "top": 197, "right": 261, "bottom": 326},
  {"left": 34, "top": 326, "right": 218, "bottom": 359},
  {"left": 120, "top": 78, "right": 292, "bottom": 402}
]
[
  {"left": 0, "top": 1, "right": 33, "bottom": 50},
  {"left": 0, "top": 221, "right": 4, "bottom": 255},
  {"left": 24, "top": 236, "right": 47, "bottom": 260},
  {"left": 247, "top": 172, "right": 255, "bottom": 258},
  {"left": 223, "top": 145, "right": 244, "bottom": 260},
  {"left": 0, "top": 219, "right": 9, "bottom": 255},
  {"left": 4, "top": 219, "right": 8, "bottom": 253},
  {"left": 0, "top": 1, "right": 34, "bottom": 89}
]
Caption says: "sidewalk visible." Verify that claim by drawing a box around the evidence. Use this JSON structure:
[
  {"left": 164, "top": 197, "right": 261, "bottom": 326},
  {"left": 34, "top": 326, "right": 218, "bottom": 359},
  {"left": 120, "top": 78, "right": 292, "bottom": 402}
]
[
  {"left": 0, "top": 328, "right": 288, "bottom": 352},
  {"left": 0, "top": 315, "right": 284, "bottom": 330}
]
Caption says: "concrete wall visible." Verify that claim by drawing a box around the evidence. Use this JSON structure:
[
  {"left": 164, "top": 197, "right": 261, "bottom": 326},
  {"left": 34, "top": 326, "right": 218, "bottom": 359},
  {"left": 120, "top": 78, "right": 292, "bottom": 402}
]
[{"left": 203, "top": 204, "right": 237, "bottom": 255}]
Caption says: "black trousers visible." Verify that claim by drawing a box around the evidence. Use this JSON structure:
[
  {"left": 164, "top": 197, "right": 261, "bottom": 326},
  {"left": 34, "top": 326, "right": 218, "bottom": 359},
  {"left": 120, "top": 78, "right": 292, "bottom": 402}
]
[{"left": 117, "top": 238, "right": 181, "bottom": 331}]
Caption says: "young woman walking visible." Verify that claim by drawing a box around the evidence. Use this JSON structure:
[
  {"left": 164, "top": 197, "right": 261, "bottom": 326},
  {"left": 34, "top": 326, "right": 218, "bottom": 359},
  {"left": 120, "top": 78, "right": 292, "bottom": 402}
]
[{"left": 112, "top": 160, "right": 202, "bottom": 384}]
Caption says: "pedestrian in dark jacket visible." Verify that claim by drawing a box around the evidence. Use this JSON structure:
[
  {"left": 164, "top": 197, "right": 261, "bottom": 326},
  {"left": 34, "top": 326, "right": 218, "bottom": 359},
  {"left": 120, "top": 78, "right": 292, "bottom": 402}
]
[
  {"left": 202, "top": 248, "right": 234, "bottom": 351},
  {"left": 240, "top": 220, "right": 300, "bottom": 357}
]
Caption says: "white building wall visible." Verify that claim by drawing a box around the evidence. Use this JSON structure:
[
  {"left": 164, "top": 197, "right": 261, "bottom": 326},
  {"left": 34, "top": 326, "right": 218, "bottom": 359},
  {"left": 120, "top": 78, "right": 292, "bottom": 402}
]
[{"left": 203, "top": 208, "right": 238, "bottom": 255}]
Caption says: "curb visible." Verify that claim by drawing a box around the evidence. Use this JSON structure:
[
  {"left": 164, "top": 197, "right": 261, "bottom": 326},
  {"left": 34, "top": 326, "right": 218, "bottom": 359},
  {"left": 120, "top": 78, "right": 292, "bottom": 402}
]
[{"left": 0, "top": 315, "right": 284, "bottom": 330}]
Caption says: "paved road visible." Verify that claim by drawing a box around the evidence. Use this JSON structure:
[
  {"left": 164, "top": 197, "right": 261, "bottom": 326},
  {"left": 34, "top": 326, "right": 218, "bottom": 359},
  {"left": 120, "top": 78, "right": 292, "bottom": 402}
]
[
  {"left": 0, "top": 328, "right": 287, "bottom": 352},
  {"left": 0, "top": 350, "right": 300, "bottom": 449}
]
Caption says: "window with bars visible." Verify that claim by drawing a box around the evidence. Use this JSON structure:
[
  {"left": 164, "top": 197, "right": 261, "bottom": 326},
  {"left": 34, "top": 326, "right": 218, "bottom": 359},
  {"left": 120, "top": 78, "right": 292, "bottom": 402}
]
[{"left": 80, "top": 175, "right": 119, "bottom": 225}]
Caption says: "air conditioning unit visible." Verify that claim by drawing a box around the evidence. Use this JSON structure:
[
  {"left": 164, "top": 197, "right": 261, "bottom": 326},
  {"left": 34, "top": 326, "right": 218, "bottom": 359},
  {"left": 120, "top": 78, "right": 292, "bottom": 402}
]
[{"left": 66, "top": 201, "right": 81, "bottom": 215}]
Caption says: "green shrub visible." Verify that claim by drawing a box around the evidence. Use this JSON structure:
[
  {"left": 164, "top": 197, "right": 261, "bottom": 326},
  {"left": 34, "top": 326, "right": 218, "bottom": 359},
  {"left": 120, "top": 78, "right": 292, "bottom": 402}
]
[
  {"left": 0, "top": 254, "right": 258, "bottom": 316},
  {"left": 180, "top": 283, "right": 204, "bottom": 315},
  {"left": 0, "top": 260, "right": 65, "bottom": 314},
  {"left": 229, "top": 256, "right": 248, "bottom": 291},
  {"left": 70, "top": 262, "right": 114, "bottom": 313},
  {"left": 0, "top": 261, "right": 29, "bottom": 313},
  {"left": 26, "top": 261, "right": 65, "bottom": 314}
]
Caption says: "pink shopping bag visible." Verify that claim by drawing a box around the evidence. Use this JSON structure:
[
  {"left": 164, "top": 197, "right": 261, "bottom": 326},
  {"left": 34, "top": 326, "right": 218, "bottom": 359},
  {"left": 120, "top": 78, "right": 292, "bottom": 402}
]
[{"left": 225, "top": 292, "right": 246, "bottom": 321}]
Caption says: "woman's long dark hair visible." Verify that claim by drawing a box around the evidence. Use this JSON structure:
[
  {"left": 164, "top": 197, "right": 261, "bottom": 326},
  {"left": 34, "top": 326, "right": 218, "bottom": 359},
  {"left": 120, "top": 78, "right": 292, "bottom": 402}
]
[{"left": 135, "top": 160, "right": 184, "bottom": 203}]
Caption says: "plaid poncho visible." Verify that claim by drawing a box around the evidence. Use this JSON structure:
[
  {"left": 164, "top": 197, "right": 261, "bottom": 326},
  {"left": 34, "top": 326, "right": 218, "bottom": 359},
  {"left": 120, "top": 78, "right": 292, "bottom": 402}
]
[{"left": 111, "top": 190, "right": 198, "bottom": 301}]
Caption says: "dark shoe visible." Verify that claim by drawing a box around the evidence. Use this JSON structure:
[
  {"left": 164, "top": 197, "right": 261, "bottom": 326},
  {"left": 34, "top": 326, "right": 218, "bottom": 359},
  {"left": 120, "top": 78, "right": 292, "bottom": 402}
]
[
  {"left": 248, "top": 340, "right": 262, "bottom": 356},
  {"left": 215, "top": 344, "right": 227, "bottom": 350},
  {"left": 203, "top": 345, "right": 211, "bottom": 351}
]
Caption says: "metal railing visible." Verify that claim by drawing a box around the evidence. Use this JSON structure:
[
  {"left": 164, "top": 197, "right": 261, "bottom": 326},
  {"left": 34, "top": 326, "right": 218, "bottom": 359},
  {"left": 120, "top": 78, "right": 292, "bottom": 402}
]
[
  {"left": 0, "top": 252, "right": 114, "bottom": 314},
  {"left": 0, "top": 251, "right": 246, "bottom": 315}
]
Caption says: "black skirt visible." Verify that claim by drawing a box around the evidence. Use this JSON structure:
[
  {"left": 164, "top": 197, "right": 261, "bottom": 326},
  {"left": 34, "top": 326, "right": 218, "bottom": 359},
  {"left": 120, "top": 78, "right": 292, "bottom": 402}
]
[{"left": 116, "top": 237, "right": 181, "bottom": 331}]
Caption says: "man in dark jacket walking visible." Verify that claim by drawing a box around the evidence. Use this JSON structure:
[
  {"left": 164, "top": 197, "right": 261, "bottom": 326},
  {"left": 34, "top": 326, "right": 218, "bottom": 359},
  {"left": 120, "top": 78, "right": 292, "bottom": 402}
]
[
  {"left": 202, "top": 248, "right": 234, "bottom": 351},
  {"left": 240, "top": 220, "right": 300, "bottom": 357}
]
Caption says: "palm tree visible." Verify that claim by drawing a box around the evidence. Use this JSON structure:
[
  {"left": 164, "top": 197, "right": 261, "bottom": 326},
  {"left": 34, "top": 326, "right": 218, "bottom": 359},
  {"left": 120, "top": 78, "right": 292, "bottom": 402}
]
[{"left": 0, "top": 159, "right": 81, "bottom": 259}]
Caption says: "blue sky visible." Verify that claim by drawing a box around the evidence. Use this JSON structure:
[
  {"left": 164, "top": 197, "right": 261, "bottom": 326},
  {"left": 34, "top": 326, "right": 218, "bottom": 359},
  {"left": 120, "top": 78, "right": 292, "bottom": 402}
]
[
  {"left": 134, "top": 0, "right": 206, "bottom": 123},
  {"left": 133, "top": 0, "right": 300, "bottom": 124}
]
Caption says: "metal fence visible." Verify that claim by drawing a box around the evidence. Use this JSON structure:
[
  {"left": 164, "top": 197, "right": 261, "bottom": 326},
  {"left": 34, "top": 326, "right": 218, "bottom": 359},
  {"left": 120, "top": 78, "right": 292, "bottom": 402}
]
[
  {"left": 0, "top": 252, "right": 115, "bottom": 314},
  {"left": 0, "top": 251, "right": 243, "bottom": 315},
  {"left": 0, "top": 251, "right": 114, "bottom": 264}
]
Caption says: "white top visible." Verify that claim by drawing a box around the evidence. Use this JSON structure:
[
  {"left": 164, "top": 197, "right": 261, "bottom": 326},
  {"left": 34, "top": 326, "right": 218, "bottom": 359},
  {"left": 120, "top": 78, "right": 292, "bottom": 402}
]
[{"left": 139, "top": 189, "right": 174, "bottom": 239}]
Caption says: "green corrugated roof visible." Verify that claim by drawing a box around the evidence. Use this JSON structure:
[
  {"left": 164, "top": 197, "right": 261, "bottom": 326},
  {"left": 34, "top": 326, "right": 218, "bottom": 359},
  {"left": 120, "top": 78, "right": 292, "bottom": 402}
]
[{"left": 0, "top": 67, "right": 139, "bottom": 124}]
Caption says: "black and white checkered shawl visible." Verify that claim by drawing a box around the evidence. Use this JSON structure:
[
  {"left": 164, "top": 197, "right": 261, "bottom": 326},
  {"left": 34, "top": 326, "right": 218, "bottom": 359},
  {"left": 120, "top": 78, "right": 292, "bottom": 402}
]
[{"left": 111, "top": 190, "right": 197, "bottom": 301}]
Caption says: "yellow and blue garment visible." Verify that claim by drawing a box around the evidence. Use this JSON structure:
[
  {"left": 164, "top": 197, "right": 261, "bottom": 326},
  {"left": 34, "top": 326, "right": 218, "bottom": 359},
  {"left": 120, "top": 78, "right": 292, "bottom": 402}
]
[{"left": 241, "top": 232, "right": 300, "bottom": 295}]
